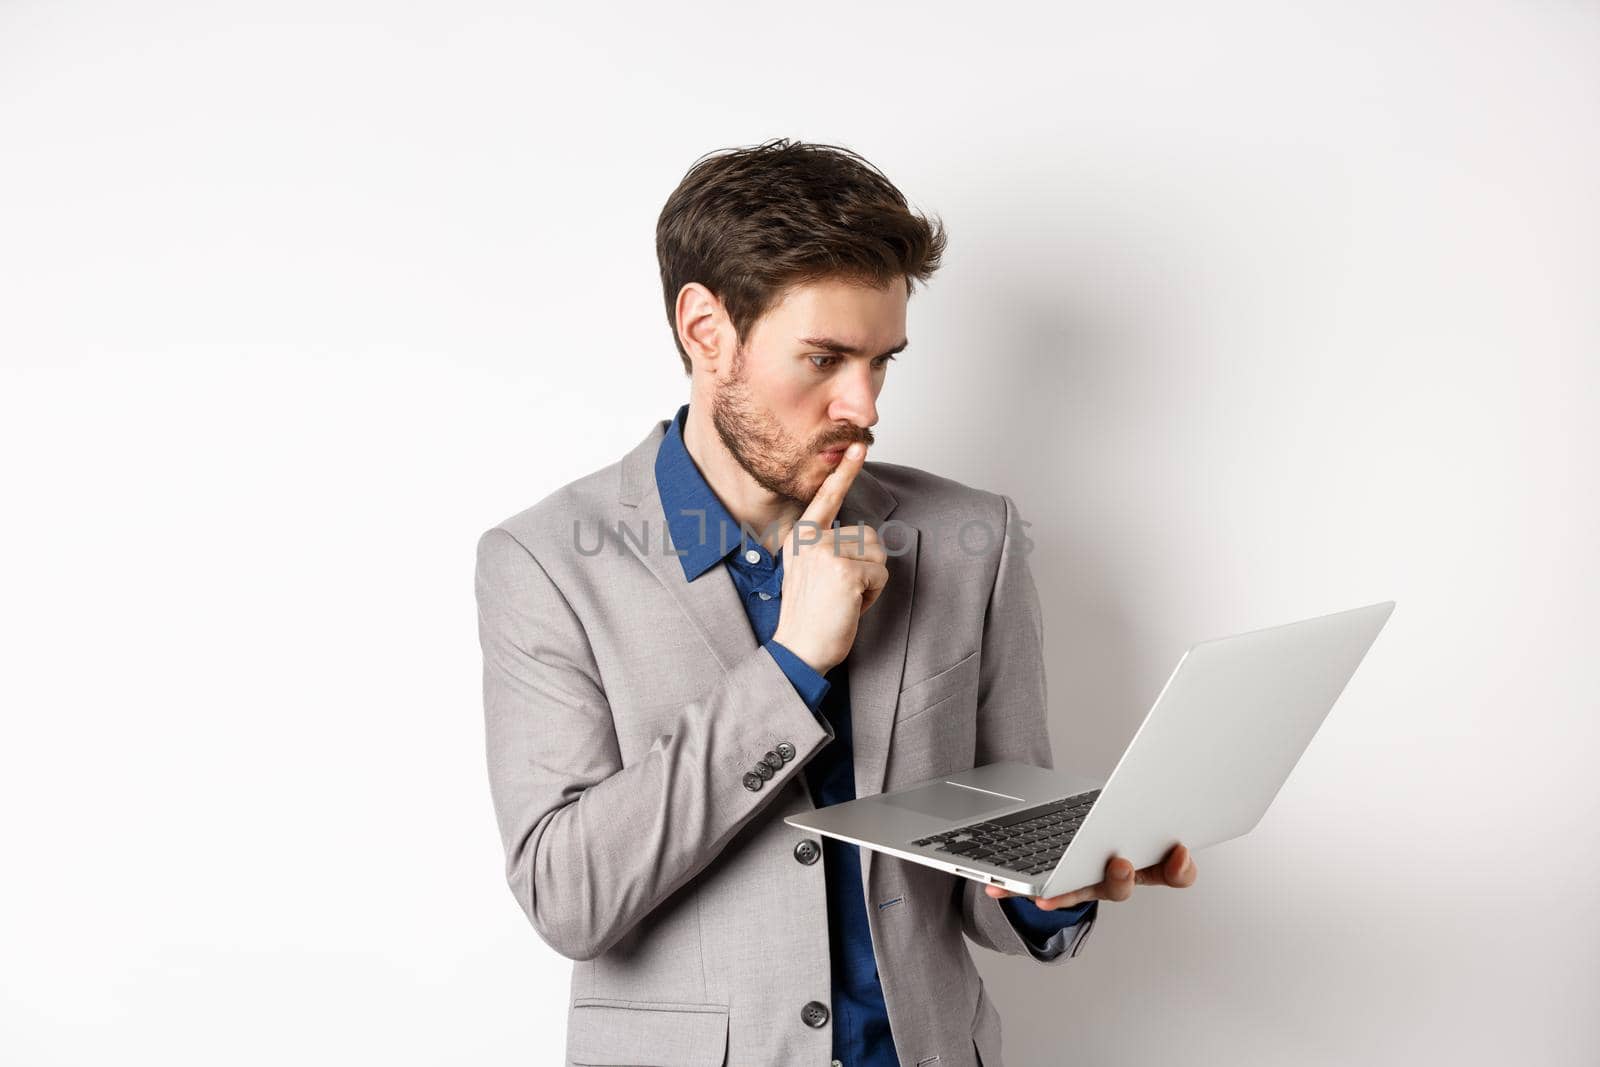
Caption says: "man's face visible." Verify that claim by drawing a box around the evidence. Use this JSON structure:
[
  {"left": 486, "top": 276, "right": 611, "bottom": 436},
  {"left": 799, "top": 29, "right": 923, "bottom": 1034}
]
[{"left": 710, "top": 276, "right": 907, "bottom": 506}]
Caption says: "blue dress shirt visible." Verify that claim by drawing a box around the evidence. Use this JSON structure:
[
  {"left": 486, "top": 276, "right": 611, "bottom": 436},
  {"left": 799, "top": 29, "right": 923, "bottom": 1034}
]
[{"left": 655, "top": 404, "right": 1092, "bottom": 1066}]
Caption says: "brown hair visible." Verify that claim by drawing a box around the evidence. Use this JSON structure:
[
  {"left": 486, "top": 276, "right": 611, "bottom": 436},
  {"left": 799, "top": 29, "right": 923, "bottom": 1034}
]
[{"left": 655, "top": 138, "right": 947, "bottom": 375}]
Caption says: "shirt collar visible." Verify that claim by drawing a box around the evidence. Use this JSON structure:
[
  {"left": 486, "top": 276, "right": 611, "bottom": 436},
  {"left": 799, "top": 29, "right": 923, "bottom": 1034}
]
[{"left": 654, "top": 403, "right": 765, "bottom": 581}]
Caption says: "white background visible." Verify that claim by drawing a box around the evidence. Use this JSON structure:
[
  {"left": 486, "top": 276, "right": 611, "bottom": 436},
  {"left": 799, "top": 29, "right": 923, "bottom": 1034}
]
[{"left": 2, "top": 1, "right": 1595, "bottom": 1064}]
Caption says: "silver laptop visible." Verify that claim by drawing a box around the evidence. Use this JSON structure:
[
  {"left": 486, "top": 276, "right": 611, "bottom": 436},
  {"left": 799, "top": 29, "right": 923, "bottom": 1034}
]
[{"left": 784, "top": 601, "right": 1394, "bottom": 898}]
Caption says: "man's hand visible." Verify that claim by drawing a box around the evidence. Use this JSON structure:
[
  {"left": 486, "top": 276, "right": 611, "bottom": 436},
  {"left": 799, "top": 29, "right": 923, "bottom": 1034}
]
[
  {"left": 771, "top": 443, "right": 889, "bottom": 676},
  {"left": 982, "top": 842, "right": 1198, "bottom": 910}
]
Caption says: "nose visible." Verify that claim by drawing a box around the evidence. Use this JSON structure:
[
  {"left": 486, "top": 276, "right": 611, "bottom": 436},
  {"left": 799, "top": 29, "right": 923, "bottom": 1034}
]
[{"left": 827, "top": 360, "right": 880, "bottom": 431}]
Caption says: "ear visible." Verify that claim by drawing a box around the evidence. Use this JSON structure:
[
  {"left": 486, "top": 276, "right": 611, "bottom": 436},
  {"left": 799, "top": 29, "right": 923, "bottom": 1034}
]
[{"left": 675, "top": 282, "right": 732, "bottom": 377}]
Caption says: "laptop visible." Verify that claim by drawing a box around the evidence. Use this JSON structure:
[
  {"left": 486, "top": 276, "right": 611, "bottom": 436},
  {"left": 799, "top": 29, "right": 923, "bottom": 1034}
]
[{"left": 784, "top": 601, "right": 1394, "bottom": 898}]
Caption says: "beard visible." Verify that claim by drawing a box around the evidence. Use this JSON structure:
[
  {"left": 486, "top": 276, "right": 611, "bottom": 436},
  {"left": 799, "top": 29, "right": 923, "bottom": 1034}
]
[{"left": 709, "top": 346, "right": 874, "bottom": 507}]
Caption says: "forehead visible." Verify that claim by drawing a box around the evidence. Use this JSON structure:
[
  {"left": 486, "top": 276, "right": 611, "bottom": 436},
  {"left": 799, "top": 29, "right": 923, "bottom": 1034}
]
[{"left": 751, "top": 276, "right": 907, "bottom": 345}]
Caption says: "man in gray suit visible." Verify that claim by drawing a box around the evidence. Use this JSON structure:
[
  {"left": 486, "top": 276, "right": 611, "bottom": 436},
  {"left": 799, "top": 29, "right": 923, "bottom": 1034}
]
[{"left": 476, "top": 139, "right": 1197, "bottom": 1066}]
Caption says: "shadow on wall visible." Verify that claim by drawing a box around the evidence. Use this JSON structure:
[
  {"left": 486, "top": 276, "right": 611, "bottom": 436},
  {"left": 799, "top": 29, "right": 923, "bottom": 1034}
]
[
  {"left": 951, "top": 192, "right": 1201, "bottom": 1056},
  {"left": 951, "top": 193, "right": 1198, "bottom": 778}
]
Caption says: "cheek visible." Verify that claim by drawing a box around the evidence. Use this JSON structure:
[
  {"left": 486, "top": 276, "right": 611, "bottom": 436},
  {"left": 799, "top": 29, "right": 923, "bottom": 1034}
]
[
  {"left": 766, "top": 379, "right": 831, "bottom": 430},
  {"left": 770, "top": 369, "right": 820, "bottom": 403}
]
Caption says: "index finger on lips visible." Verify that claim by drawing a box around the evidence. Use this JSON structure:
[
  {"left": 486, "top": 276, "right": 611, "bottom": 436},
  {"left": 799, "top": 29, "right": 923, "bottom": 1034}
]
[{"left": 798, "top": 442, "right": 866, "bottom": 532}]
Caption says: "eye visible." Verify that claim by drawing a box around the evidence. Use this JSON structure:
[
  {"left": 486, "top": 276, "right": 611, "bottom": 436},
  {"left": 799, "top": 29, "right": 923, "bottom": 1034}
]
[{"left": 808, "top": 353, "right": 896, "bottom": 371}]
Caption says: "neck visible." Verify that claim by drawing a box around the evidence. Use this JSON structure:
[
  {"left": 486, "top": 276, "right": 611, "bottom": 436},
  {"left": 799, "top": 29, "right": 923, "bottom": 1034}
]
[{"left": 681, "top": 401, "right": 805, "bottom": 554}]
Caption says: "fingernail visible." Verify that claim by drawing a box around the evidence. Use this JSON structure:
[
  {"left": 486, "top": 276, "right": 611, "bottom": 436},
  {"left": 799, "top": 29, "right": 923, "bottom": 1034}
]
[{"left": 846, "top": 443, "right": 863, "bottom": 459}]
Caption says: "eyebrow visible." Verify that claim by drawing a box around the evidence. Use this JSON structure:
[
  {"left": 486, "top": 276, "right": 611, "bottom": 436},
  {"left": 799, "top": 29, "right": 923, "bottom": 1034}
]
[{"left": 798, "top": 336, "right": 910, "bottom": 358}]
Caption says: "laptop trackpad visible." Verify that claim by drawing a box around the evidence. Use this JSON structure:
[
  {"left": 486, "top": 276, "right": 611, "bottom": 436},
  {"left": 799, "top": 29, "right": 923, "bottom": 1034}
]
[{"left": 877, "top": 781, "right": 1020, "bottom": 821}]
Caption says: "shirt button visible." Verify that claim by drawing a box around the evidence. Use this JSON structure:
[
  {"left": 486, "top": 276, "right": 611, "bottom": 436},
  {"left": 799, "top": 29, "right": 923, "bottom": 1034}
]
[
  {"left": 757, "top": 591, "right": 773, "bottom": 600},
  {"left": 744, "top": 549, "right": 762, "bottom": 565}
]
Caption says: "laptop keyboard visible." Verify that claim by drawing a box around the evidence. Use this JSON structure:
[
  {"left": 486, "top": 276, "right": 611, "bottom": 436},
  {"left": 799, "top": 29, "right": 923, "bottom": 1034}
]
[{"left": 908, "top": 790, "right": 1101, "bottom": 876}]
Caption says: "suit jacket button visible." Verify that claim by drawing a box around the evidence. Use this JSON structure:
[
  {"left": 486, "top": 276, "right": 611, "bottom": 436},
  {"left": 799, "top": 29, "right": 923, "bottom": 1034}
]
[
  {"left": 776, "top": 741, "right": 795, "bottom": 762},
  {"left": 743, "top": 772, "right": 763, "bottom": 792},
  {"left": 761, "top": 750, "right": 783, "bottom": 772},
  {"left": 801, "top": 1000, "right": 830, "bottom": 1028},
  {"left": 752, "top": 760, "right": 774, "bottom": 781},
  {"left": 793, "top": 839, "right": 820, "bottom": 865}
]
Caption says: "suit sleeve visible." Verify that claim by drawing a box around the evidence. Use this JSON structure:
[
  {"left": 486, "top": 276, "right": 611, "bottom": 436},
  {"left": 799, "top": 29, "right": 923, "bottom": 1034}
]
[
  {"left": 999, "top": 895, "right": 1097, "bottom": 960},
  {"left": 476, "top": 526, "right": 834, "bottom": 962},
  {"left": 957, "top": 493, "right": 1099, "bottom": 965}
]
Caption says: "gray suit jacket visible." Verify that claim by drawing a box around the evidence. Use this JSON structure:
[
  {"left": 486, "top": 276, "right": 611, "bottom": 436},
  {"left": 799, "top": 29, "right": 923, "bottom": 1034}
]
[{"left": 475, "top": 417, "right": 1096, "bottom": 1067}]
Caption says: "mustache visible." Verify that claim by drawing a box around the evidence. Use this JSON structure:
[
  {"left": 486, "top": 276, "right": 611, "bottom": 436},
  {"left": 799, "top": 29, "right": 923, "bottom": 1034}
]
[{"left": 815, "top": 428, "right": 875, "bottom": 450}]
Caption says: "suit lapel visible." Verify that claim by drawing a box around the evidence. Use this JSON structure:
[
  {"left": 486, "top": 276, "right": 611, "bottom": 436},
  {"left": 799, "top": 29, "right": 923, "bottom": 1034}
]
[
  {"left": 618, "top": 421, "right": 759, "bottom": 673},
  {"left": 834, "top": 481, "right": 918, "bottom": 911},
  {"left": 836, "top": 490, "right": 917, "bottom": 805}
]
